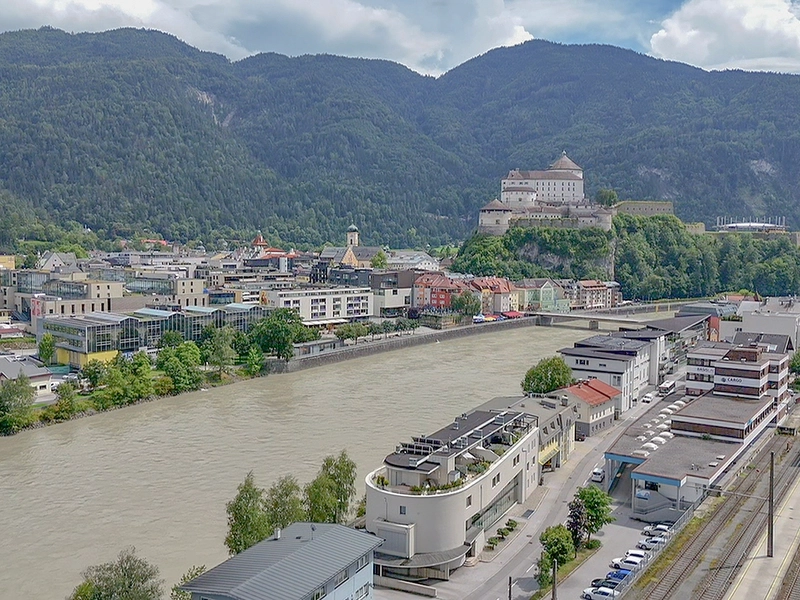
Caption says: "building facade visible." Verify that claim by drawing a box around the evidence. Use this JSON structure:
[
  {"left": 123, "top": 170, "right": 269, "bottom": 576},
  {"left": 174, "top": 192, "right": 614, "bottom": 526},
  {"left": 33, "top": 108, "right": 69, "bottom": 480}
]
[
  {"left": 263, "top": 287, "right": 373, "bottom": 325},
  {"left": 365, "top": 408, "right": 539, "bottom": 580}
]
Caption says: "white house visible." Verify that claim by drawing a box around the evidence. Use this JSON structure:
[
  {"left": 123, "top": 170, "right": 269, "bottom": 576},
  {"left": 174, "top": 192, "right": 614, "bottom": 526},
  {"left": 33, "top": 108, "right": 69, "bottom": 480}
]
[
  {"left": 263, "top": 287, "right": 373, "bottom": 325},
  {"left": 365, "top": 408, "right": 539, "bottom": 581}
]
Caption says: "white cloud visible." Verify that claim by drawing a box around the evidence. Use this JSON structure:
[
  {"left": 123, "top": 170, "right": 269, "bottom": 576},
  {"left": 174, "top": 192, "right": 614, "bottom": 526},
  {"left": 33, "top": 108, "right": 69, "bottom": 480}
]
[{"left": 650, "top": 0, "right": 800, "bottom": 72}]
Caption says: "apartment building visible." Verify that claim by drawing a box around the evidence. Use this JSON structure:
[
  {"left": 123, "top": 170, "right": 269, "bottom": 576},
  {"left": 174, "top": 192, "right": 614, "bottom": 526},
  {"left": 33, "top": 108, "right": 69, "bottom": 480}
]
[
  {"left": 365, "top": 407, "right": 539, "bottom": 580},
  {"left": 263, "top": 287, "right": 373, "bottom": 325}
]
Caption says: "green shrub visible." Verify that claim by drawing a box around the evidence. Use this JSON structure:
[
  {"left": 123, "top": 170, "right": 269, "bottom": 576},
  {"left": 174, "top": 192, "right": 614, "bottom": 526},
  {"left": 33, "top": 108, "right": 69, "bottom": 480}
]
[
  {"left": 506, "top": 519, "right": 518, "bottom": 529},
  {"left": 497, "top": 527, "right": 510, "bottom": 538},
  {"left": 585, "top": 539, "right": 601, "bottom": 549}
]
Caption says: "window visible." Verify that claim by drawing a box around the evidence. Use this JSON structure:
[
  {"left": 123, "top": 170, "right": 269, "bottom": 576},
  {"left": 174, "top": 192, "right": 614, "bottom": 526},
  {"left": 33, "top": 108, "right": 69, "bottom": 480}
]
[
  {"left": 334, "top": 569, "right": 349, "bottom": 588},
  {"left": 312, "top": 587, "right": 325, "bottom": 600},
  {"left": 466, "top": 495, "right": 472, "bottom": 508},
  {"left": 576, "top": 359, "right": 589, "bottom": 366},
  {"left": 513, "top": 455, "right": 520, "bottom": 467},
  {"left": 399, "top": 505, "right": 406, "bottom": 515},
  {"left": 355, "top": 553, "right": 368, "bottom": 571},
  {"left": 355, "top": 583, "right": 369, "bottom": 600},
  {"left": 492, "top": 473, "right": 501, "bottom": 487}
]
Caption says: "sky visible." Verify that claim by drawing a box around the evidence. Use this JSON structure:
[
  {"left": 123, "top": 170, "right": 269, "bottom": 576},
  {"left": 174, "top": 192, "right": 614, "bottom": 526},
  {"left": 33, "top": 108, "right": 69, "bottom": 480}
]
[{"left": 2, "top": 0, "right": 800, "bottom": 75}]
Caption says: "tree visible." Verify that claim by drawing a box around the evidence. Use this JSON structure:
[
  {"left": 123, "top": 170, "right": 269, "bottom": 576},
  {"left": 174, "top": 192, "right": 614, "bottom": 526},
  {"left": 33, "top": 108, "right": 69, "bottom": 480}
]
[
  {"left": 576, "top": 486, "right": 615, "bottom": 541},
  {"left": 451, "top": 290, "right": 482, "bottom": 316},
  {"left": 68, "top": 547, "right": 163, "bottom": 600},
  {"left": 38, "top": 333, "right": 55, "bottom": 365},
  {"left": 318, "top": 450, "right": 358, "bottom": 523},
  {"left": 128, "top": 351, "right": 154, "bottom": 401},
  {"left": 371, "top": 250, "right": 388, "bottom": 269},
  {"left": 566, "top": 496, "right": 589, "bottom": 551},
  {"left": 203, "top": 326, "right": 237, "bottom": 375},
  {"left": 158, "top": 330, "right": 183, "bottom": 349},
  {"left": 81, "top": 360, "right": 107, "bottom": 391},
  {"left": 791, "top": 351, "right": 800, "bottom": 375},
  {"left": 366, "top": 321, "right": 383, "bottom": 340},
  {"left": 540, "top": 524, "right": 575, "bottom": 569},
  {"left": 175, "top": 342, "right": 202, "bottom": 368},
  {"left": 521, "top": 356, "right": 572, "bottom": 395},
  {"left": 94, "top": 365, "right": 129, "bottom": 408},
  {"left": 232, "top": 330, "right": 252, "bottom": 358},
  {"left": 595, "top": 188, "right": 619, "bottom": 206},
  {"left": 53, "top": 382, "right": 78, "bottom": 421},
  {"left": 225, "top": 471, "right": 272, "bottom": 555},
  {"left": 170, "top": 565, "right": 206, "bottom": 600},
  {"left": 264, "top": 475, "right": 306, "bottom": 530},
  {"left": 243, "top": 345, "right": 265, "bottom": 376},
  {"left": 304, "top": 474, "right": 339, "bottom": 523},
  {"left": 0, "top": 374, "right": 35, "bottom": 434}
]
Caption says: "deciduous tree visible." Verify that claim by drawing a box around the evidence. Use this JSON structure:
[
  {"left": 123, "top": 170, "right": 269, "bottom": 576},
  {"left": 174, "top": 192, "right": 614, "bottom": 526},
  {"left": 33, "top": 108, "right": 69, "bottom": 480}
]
[
  {"left": 566, "top": 496, "right": 589, "bottom": 550},
  {"left": 81, "top": 359, "right": 107, "bottom": 391},
  {"left": 38, "top": 332, "right": 55, "bottom": 365},
  {"left": 521, "top": 356, "right": 572, "bottom": 395},
  {"left": 68, "top": 547, "right": 163, "bottom": 600},
  {"left": 576, "top": 486, "right": 615, "bottom": 541},
  {"left": 0, "top": 373, "right": 35, "bottom": 433},
  {"left": 264, "top": 475, "right": 306, "bottom": 531},
  {"left": 225, "top": 472, "right": 271, "bottom": 555},
  {"left": 540, "top": 524, "right": 575, "bottom": 569},
  {"left": 451, "top": 290, "right": 482, "bottom": 316},
  {"left": 170, "top": 565, "right": 206, "bottom": 600}
]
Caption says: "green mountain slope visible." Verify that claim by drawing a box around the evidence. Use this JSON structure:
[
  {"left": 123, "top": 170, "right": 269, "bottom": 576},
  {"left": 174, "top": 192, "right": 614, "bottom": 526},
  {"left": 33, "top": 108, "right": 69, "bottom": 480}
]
[{"left": 1, "top": 27, "right": 800, "bottom": 249}]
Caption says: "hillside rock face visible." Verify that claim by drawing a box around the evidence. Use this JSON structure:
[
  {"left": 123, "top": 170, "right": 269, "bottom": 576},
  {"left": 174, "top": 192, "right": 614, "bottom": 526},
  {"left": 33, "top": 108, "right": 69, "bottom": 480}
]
[{"left": 2, "top": 27, "right": 800, "bottom": 247}]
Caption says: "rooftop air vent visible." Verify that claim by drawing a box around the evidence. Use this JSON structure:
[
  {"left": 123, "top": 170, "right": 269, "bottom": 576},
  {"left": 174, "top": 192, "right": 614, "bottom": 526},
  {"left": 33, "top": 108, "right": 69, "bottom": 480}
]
[
  {"left": 709, "top": 461, "right": 719, "bottom": 467},
  {"left": 716, "top": 455, "right": 726, "bottom": 460}
]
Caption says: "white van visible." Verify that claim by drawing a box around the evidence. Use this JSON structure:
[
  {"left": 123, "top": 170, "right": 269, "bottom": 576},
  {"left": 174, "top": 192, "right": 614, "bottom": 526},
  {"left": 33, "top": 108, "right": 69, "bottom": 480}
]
[{"left": 591, "top": 468, "right": 605, "bottom": 483}]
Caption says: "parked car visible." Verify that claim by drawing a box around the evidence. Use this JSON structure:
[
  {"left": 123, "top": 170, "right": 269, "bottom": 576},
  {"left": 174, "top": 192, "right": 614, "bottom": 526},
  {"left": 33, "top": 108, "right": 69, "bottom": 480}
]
[
  {"left": 591, "top": 468, "right": 606, "bottom": 483},
  {"left": 625, "top": 549, "right": 648, "bottom": 560},
  {"left": 610, "top": 556, "right": 643, "bottom": 569},
  {"left": 637, "top": 536, "right": 667, "bottom": 550},
  {"left": 582, "top": 587, "right": 620, "bottom": 599},
  {"left": 591, "top": 578, "right": 621, "bottom": 589},
  {"left": 642, "top": 523, "right": 672, "bottom": 536},
  {"left": 606, "top": 569, "right": 632, "bottom": 581},
  {"left": 641, "top": 392, "right": 654, "bottom": 403}
]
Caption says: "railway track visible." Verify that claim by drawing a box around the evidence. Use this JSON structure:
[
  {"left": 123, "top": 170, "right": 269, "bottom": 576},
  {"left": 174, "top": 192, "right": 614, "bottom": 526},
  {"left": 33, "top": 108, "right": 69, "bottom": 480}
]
[
  {"left": 774, "top": 511, "right": 800, "bottom": 600},
  {"left": 628, "top": 435, "right": 799, "bottom": 600},
  {"left": 693, "top": 440, "right": 800, "bottom": 600}
]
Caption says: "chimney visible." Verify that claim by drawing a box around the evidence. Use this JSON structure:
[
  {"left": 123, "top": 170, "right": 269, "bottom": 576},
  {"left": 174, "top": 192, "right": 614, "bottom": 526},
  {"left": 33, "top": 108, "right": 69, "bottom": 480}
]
[{"left": 274, "top": 527, "right": 281, "bottom": 540}]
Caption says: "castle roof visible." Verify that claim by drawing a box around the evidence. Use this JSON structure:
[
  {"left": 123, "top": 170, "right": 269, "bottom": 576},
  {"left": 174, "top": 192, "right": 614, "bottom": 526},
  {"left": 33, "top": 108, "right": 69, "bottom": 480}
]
[
  {"left": 347, "top": 224, "right": 359, "bottom": 233},
  {"left": 480, "top": 199, "right": 512, "bottom": 211},
  {"left": 549, "top": 151, "right": 582, "bottom": 172},
  {"left": 504, "top": 170, "right": 582, "bottom": 181}
]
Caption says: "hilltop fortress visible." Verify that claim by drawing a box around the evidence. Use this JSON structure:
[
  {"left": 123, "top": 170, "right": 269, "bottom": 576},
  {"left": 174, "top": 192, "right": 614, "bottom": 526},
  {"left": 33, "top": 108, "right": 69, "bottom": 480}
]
[{"left": 478, "top": 152, "right": 672, "bottom": 235}]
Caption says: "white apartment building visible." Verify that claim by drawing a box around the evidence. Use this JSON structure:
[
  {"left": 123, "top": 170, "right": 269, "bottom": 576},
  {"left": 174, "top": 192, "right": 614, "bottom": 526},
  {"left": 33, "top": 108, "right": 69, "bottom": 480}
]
[
  {"left": 263, "top": 287, "right": 373, "bottom": 325},
  {"left": 365, "top": 408, "right": 539, "bottom": 580},
  {"left": 560, "top": 347, "right": 637, "bottom": 414}
]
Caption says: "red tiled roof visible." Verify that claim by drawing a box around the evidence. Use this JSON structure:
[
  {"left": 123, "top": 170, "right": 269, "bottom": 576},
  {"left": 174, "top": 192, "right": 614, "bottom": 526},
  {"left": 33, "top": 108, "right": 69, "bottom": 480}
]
[{"left": 564, "top": 379, "right": 620, "bottom": 406}]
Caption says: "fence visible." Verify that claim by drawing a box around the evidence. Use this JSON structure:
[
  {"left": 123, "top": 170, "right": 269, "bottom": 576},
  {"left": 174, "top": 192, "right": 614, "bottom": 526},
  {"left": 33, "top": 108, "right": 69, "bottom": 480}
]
[{"left": 614, "top": 500, "right": 698, "bottom": 597}]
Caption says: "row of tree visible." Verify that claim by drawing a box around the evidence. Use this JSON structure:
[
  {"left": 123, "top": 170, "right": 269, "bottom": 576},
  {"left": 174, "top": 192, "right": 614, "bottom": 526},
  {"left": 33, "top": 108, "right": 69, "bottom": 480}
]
[
  {"left": 334, "top": 318, "right": 419, "bottom": 343},
  {"left": 225, "top": 450, "right": 358, "bottom": 555},
  {"left": 537, "top": 486, "right": 615, "bottom": 587}
]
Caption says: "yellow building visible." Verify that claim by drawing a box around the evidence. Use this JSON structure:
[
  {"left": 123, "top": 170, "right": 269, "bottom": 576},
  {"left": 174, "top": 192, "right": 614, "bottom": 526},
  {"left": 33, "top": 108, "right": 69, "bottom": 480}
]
[{"left": 0, "top": 255, "right": 15, "bottom": 270}]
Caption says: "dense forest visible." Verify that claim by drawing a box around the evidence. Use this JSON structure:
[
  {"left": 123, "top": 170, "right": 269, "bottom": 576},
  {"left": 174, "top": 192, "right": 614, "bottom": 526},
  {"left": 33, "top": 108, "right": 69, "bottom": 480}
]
[
  {"left": 453, "top": 215, "right": 800, "bottom": 299},
  {"left": 2, "top": 27, "right": 800, "bottom": 250}
]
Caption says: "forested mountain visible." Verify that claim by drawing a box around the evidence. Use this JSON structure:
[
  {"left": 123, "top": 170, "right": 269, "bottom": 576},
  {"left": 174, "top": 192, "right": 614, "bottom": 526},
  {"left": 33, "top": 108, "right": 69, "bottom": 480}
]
[{"left": 1, "top": 27, "right": 800, "bottom": 250}]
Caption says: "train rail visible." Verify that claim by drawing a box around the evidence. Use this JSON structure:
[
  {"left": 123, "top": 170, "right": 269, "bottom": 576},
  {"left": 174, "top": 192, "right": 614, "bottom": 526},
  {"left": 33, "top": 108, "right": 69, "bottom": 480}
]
[{"left": 628, "top": 435, "right": 799, "bottom": 600}]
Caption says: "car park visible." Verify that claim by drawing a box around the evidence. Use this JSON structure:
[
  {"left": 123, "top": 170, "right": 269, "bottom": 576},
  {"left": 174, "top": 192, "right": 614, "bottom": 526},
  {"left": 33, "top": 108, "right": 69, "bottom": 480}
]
[
  {"left": 610, "top": 556, "right": 643, "bottom": 569},
  {"left": 582, "top": 586, "right": 620, "bottom": 599},
  {"left": 606, "top": 569, "right": 631, "bottom": 581},
  {"left": 637, "top": 536, "right": 667, "bottom": 550},
  {"left": 642, "top": 523, "right": 672, "bottom": 536},
  {"left": 591, "top": 578, "right": 621, "bottom": 589}
]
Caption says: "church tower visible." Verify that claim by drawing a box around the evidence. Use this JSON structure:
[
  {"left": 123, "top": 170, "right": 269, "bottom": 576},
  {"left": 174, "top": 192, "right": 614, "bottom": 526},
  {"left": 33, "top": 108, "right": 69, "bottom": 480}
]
[{"left": 346, "top": 224, "right": 359, "bottom": 246}]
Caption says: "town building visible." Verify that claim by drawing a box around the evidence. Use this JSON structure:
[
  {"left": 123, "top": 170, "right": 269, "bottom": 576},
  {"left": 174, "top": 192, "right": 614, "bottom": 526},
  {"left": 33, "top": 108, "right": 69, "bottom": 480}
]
[
  {"left": 262, "top": 287, "right": 373, "bottom": 326},
  {"left": 365, "top": 406, "right": 540, "bottom": 580},
  {"left": 551, "top": 379, "right": 620, "bottom": 438},
  {"left": 385, "top": 250, "right": 439, "bottom": 272},
  {"left": 604, "top": 335, "right": 791, "bottom": 521},
  {"left": 180, "top": 523, "right": 382, "bottom": 600},
  {"left": 0, "top": 355, "right": 53, "bottom": 395},
  {"left": 718, "top": 297, "right": 800, "bottom": 351},
  {"left": 411, "top": 273, "right": 469, "bottom": 309},
  {"left": 515, "top": 278, "right": 570, "bottom": 312},
  {"left": 469, "top": 277, "right": 517, "bottom": 314}
]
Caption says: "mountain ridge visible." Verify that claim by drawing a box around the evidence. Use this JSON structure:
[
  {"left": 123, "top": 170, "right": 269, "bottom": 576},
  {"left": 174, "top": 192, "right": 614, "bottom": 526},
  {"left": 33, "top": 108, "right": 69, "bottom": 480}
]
[{"left": 0, "top": 27, "right": 799, "bottom": 250}]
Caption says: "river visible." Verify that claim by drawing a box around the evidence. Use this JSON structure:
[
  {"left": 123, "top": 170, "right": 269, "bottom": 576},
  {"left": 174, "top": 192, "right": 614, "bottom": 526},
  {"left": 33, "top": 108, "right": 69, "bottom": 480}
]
[{"left": 0, "top": 325, "right": 596, "bottom": 599}]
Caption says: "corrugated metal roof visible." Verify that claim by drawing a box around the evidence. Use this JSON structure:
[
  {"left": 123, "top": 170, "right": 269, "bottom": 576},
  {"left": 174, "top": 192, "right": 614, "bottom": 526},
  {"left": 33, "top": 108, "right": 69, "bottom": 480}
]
[
  {"left": 133, "top": 308, "right": 176, "bottom": 318},
  {"left": 181, "top": 523, "right": 382, "bottom": 600}
]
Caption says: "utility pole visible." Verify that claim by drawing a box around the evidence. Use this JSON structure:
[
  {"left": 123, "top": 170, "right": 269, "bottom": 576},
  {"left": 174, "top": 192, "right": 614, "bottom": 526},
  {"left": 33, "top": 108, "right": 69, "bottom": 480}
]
[
  {"left": 768, "top": 450, "right": 774, "bottom": 558},
  {"left": 508, "top": 576, "right": 512, "bottom": 600},
  {"left": 551, "top": 558, "right": 558, "bottom": 600}
]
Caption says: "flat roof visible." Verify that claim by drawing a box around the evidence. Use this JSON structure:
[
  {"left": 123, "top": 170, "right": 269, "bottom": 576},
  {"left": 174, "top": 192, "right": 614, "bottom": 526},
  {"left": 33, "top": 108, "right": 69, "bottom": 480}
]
[
  {"left": 671, "top": 393, "right": 772, "bottom": 426},
  {"left": 645, "top": 314, "right": 709, "bottom": 333},
  {"left": 575, "top": 334, "right": 649, "bottom": 352},
  {"left": 559, "top": 346, "right": 635, "bottom": 362},
  {"left": 630, "top": 435, "right": 739, "bottom": 483}
]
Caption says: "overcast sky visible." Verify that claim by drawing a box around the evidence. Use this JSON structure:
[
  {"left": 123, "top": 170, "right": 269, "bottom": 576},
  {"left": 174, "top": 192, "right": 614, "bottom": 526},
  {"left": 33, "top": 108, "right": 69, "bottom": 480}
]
[{"left": 2, "top": 0, "right": 800, "bottom": 75}]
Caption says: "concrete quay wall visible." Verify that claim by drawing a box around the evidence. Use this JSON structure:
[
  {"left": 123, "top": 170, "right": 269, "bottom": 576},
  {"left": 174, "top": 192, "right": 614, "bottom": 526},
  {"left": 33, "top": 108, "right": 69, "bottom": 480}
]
[{"left": 273, "top": 318, "right": 541, "bottom": 374}]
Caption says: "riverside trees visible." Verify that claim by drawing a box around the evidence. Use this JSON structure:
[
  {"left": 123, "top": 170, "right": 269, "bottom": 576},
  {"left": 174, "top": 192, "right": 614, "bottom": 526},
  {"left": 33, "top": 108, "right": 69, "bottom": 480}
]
[
  {"left": 521, "top": 356, "right": 572, "bottom": 395},
  {"left": 224, "top": 450, "right": 358, "bottom": 555},
  {"left": 68, "top": 548, "right": 163, "bottom": 600},
  {"left": 0, "top": 373, "right": 35, "bottom": 434}
]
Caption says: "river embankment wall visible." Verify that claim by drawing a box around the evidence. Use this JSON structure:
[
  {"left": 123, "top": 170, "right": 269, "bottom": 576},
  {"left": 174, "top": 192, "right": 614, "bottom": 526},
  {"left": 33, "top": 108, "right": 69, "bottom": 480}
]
[{"left": 274, "top": 317, "right": 541, "bottom": 373}]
